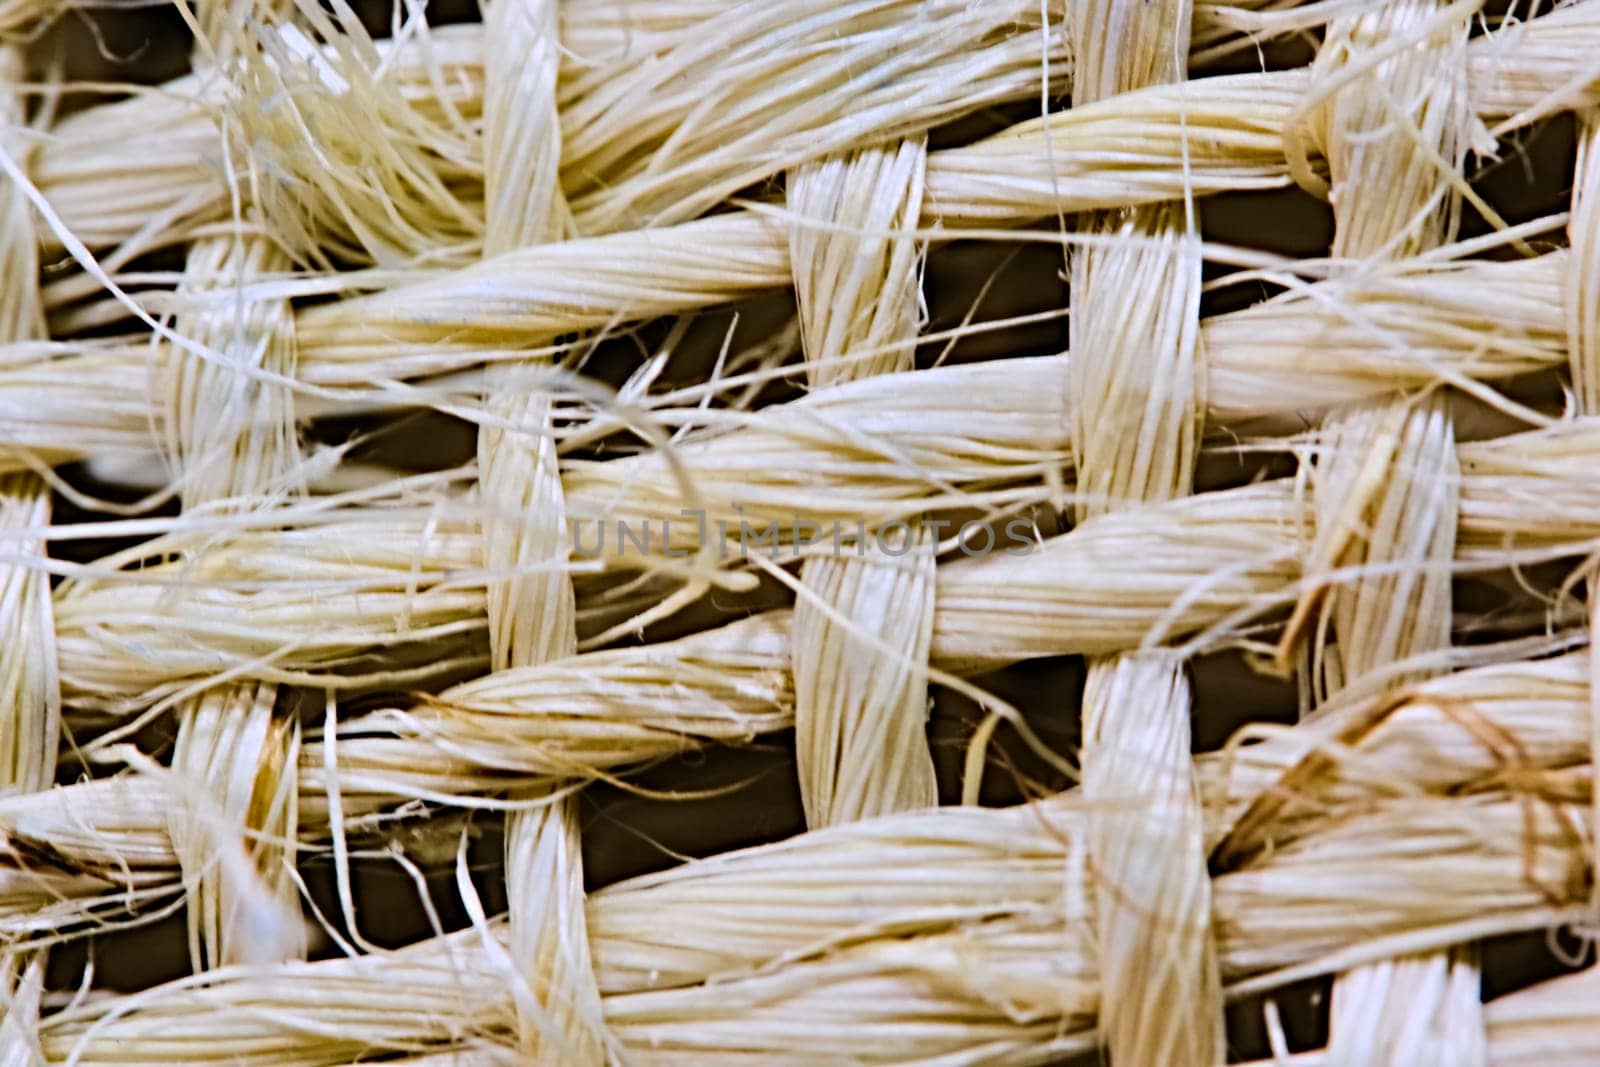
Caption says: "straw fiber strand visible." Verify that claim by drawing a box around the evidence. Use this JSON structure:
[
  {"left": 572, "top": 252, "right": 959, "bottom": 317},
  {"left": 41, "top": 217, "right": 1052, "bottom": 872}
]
[{"left": 4, "top": 0, "right": 1600, "bottom": 1064}]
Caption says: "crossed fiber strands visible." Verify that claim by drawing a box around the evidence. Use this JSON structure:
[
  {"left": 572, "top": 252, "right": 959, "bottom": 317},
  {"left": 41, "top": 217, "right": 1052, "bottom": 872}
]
[{"left": 5, "top": 1, "right": 1600, "bottom": 1065}]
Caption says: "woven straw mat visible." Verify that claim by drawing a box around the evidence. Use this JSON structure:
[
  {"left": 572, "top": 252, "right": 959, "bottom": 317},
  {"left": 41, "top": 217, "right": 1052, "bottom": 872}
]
[{"left": 2, "top": 1, "right": 1600, "bottom": 1064}]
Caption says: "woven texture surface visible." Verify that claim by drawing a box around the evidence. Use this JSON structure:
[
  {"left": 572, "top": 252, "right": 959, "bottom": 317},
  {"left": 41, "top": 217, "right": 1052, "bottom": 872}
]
[{"left": 2, "top": 1, "right": 1600, "bottom": 1063}]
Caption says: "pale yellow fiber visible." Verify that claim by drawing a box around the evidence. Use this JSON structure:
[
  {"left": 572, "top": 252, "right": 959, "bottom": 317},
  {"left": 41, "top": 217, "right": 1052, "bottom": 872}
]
[
  {"left": 9, "top": 1, "right": 1600, "bottom": 1061},
  {"left": 28, "top": 684, "right": 1600, "bottom": 1062}
]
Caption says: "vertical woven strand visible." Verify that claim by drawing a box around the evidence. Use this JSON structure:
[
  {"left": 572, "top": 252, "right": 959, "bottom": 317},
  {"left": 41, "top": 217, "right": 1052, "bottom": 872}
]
[
  {"left": 1288, "top": 397, "right": 1458, "bottom": 694},
  {"left": 1071, "top": 0, "right": 1187, "bottom": 105},
  {"left": 483, "top": 0, "right": 569, "bottom": 252},
  {"left": 479, "top": 0, "right": 575, "bottom": 672},
  {"left": 0, "top": 44, "right": 40, "bottom": 349},
  {"left": 786, "top": 139, "right": 938, "bottom": 828},
  {"left": 1082, "top": 651, "right": 1217, "bottom": 1064},
  {"left": 1296, "top": 3, "right": 1486, "bottom": 1062},
  {"left": 0, "top": 43, "right": 57, "bottom": 1057},
  {"left": 163, "top": 238, "right": 304, "bottom": 967},
  {"left": 788, "top": 139, "right": 927, "bottom": 386},
  {"left": 168, "top": 683, "right": 304, "bottom": 968},
  {"left": 164, "top": 231, "right": 301, "bottom": 510},
  {"left": 0, "top": 42, "right": 54, "bottom": 800},
  {"left": 479, "top": 399, "right": 575, "bottom": 673},
  {"left": 165, "top": 1, "right": 305, "bottom": 971},
  {"left": 0, "top": 474, "right": 55, "bottom": 797},
  {"left": 1068, "top": 2, "right": 1223, "bottom": 1064},
  {"left": 1067, "top": 199, "right": 1204, "bottom": 523},
  {"left": 0, "top": 948, "right": 44, "bottom": 1066},
  {"left": 1566, "top": 110, "right": 1600, "bottom": 937},
  {"left": 1570, "top": 113, "right": 1600, "bottom": 415},
  {"left": 480, "top": 3, "right": 606, "bottom": 1061},
  {"left": 790, "top": 522, "right": 937, "bottom": 827}
]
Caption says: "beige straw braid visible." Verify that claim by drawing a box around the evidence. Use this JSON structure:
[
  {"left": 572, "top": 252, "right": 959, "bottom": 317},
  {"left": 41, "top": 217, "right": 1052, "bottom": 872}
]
[
  {"left": 1277, "top": 4, "right": 1482, "bottom": 1063},
  {"left": 6, "top": 0, "right": 1600, "bottom": 1062},
  {"left": 7, "top": 1, "right": 1586, "bottom": 339},
  {"left": 0, "top": 242, "right": 1569, "bottom": 480},
  {"left": 784, "top": 135, "right": 938, "bottom": 827},
  {"left": 26, "top": 406, "right": 1600, "bottom": 722},
  {"left": 477, "top": 1, "right": 603, "bottom": 1060},
  {"left": 0, "top": 40, "right": 54, "bottom": 802},
  {"left": 15, "top": 0, "right": 1594, "bottom": 274},
  {"left": 24, "top": 651, "right": 1600, "bottom": 1062},
  {"left": 0, "top": 38, "right": 56, "bottom": 1067},
  {"left": 157, "top": 0, "right": 309, "bottom": 979},
  {"left": 1066, "top": 0, "right": 1223, "bottom": 1060},
  {"left": 9, "top": 410, "right": 1600, "bottom": 947},
  {"left": 0, "top": 20, "right": 1584, "bottom": 424}
]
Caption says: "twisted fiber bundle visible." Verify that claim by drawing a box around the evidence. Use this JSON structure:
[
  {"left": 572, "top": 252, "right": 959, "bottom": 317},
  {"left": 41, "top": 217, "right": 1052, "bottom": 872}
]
[
  {"left": 5, "top": 0, "right": 1600, "bottom": 1064},
  {"left": 37, "top": 412, "right": 1600, "bottom": 718},
  {"left": 21, "top": 657, "right": 1600, "bottom": 1061}
]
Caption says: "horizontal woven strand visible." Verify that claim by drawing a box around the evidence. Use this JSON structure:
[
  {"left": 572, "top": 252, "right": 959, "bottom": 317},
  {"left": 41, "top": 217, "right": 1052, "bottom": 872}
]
[
  {"left": 30, "top": 777, "right": 1592, "bottom": 1062},
  {"left": 37, "top": 410, "right": 1600, "bottom": 714}
]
